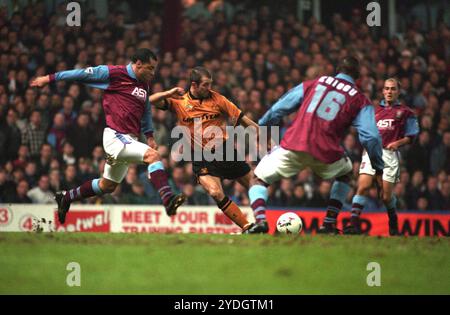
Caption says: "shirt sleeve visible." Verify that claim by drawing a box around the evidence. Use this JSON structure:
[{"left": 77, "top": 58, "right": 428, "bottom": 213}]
[
  {"left": 352, "top": 105, "right": 384, "bottom": 171},
  {"left": 219, "top": 96, "right": 242, "bottom": 126},
  {"left": 258, "top": 83, "right": 304, "bottom": 126},
  {"left": 141, "top": 98, "right": 154, "bottom": 138},
  {"left": 50, "top": 65, "right": 110, "bottom": 90},
  {"left": 405, "top": 116, "right": 420, "bottom": 137}
]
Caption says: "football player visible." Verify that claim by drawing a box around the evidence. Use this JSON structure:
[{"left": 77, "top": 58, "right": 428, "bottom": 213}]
[
  {"left": 31, "top": 48, "right": 186, "bottom": 224},
  {"left": 345, "top": 78, "right": 419, "bottom": 235},
  {"left": 150, "top": 67, "right": 269, "bottom": 233},
  {"left": 248, "top": 56, "right": 385, "bottom": 234}
]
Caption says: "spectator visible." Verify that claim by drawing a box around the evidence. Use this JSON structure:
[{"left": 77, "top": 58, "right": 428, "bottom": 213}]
[
  {"left": 423, "top": 176, "right": 445, "bottom": 210},
  {"left": 0, "top": 108, "right": 22, "bottom": 164},
  {"left": 27, "top": 175, "right": 54, "bottom": 204},
  {"left": 171, "top": 165, "right": 186, "bottom": 193},
  {"left": 183, "top": 183, "right": 210, "bottom": 205},
  {"left": 66, "top": 112, "right": 95, "bottom": 159},
  {"left": 46, "top": 112, "right": 66, "bottom": 153},
  {"left": 406, "top": 130, "right": 431, "bottom": 174},
  {"left": 0, "top": 168, "right": 16, "bottom": 202},
  {"left": 416, "top": 197, "right": 429, "bottom": 211},
  {"left": 394, "top": 182, "right": 408, "bottom": 210},
  {"left": 35, "top": 93, "right": 51, "bottom": 131},
  {"left": 49, "top": 168, "right": 61, "bottom": 193},
  {"left": 76, "top": 157, "right": 96, "bottom": 183},
  {"left": 365, "top": 187, "right": 385, "bottom": 211},
  {"left": 21, "top": 110, "right": 46, "bottom": 158},
  {"left": 34, "top": 143, "right": 53, "bottom": 177},
  {"left": 406, "top": 170, "right": 426, "bottom": 209},
  {"left": 440, "top": 181, "right": 450, "bottom": 210},
  {"left": 308, "top": 181, "right": 331, "bottom": 208},
  {"left": 4, "top": 179, "right": 32, "bottom": 203},
  {"left": 59, "top": 96, "right": 77, "bottom": 126},
  {"left": 61, "top": 141, "right": 76, "bottom": 166},
  {"left": 61, "top": 164, "right": 79, "bottom": 191},
  {"left": 231, "top": 182, "right": 250, "bottom": 206},
  {"left": 272, "top": 179, "right": 293, "bottom": 206},
  {"left": 101, "top": 184, "right": 123, "bottom": 204},
  {"left": 121, "top": 165, "right": 139, "bottom": 194},
  {"left": 12, "top": 145, "right": 29, "bottom": 170},
  {"left": 288, "top": 183, "right": 309, "bottom": 207},
  {"left": 430, "top": 130, "right": 450, "bottom": 175},
  {"left": 24, "top": 161, "right": 38, "bottom": 187},
  {"left": 122, "top": 180, "right": 153, "bottom": 204}
]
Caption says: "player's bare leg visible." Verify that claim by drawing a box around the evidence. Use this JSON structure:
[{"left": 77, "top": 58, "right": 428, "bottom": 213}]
[
  {"left": 382, "top": 180, "right": 399, "bottom": 235},
  {"left": 318, "top": 173, "right": 352, "bottom": 234},
  {"left": 198, "top": 174, "right": 252, "bottom": 232},
  {"left": 144, "top": 148, "right": 186, "bottom": 216},
  {"left": 238, "top": 172, "right": 269, "bottom": 233},
  {"left": 55, "top": 177, "right": 118, "bottom": 224},
  {"left": 343, "top": 174, "right": 373, "bottom": 234}
]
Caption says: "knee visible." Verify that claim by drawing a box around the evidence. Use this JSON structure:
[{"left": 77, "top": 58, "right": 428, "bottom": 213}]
[
  {"left": 382, "top": 193, "right": 391, "bottom": 205},
  {"left": 357, "top": 186, "right": 369, "bottom": 195},
  {"left": 252, "top": 175, "right": 269, "bottom": 187},
  {"left": 208, "top": 187, "right": 225, "bottom": 202},
  {"left": 143, "top": 148, "right": 161, "bottom": 165},
  {"left": 100, "top": 179, "right": 118, "bottom": 194}
]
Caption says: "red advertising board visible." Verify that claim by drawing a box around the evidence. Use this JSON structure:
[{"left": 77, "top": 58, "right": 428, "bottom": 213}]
[
  {"left": 54, "top": 210, "right": 110, "bottom": 232},
  {"left": 117, "top": 207, "right": 244, "bottom": 234},
  {"left": 266, "top": 210, "right": 450, "bottom": 236}
]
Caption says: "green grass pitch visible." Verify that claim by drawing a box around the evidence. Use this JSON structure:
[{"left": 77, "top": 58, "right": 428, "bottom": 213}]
[{"left": 0, "top": 232, "right": 449, "bottom": 294}]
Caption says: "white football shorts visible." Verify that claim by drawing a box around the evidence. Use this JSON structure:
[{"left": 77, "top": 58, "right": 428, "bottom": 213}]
[
  {"left": 102, "top": 127, "right": 150, "bottom": 183},
  {"left": 359, "top": 148, "right": 400, "bottom": 183},
  {"left": 254, "top": 146, "right": 353, "bottom": 184}
]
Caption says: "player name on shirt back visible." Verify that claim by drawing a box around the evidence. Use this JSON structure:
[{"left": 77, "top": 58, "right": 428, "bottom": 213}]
[{"left": 317, "top": 75, "right": 358, "bottom": 97}]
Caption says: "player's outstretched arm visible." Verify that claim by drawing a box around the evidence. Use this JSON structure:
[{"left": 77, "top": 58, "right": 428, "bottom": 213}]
[
  {"left": 149, "top": 87, "right": 184, "bottom": 109},
  {"left": 258, "top": 83, "right": 304, "bottom": 126},
  {"left": 30, "top": 75, "right": 51, "bottom": 88},
  {"left": 30, "top": 65, "right": 110, "bottom": 89}
]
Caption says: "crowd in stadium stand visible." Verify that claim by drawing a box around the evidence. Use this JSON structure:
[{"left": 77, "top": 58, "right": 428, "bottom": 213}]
[{"left": 0, "top": 1, "right": 449, "bottom": 211}]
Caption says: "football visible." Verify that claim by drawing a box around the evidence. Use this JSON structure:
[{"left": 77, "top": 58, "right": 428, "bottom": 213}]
[{"left": 276, "top": 212, "right": 303, "bottom": 234}]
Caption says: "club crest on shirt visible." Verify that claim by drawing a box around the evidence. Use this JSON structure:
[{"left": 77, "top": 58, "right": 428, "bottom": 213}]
[
  {"left": 185, "top": 103, "right": 194, "bottom": 111},
  {"left": 396, "top": 110, "right": 403, "bottom": 119}
]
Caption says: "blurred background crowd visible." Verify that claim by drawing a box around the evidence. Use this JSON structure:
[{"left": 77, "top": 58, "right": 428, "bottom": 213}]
[{"left": 0, "top": 0, "right": 449, "bottom": 211}]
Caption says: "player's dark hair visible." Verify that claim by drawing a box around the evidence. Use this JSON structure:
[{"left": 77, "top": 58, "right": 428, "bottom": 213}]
[
  {"left": 131, "top": 48, "right": 157, "bottom": 64},
  {"left": 190, "top": 67, "right": 212, "bottom": 85},
  {"left": 337, "top": 56, "right": 360, "bottom": 79}
]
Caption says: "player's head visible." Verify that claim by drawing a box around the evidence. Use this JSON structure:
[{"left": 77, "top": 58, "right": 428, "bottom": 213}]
[
  {"left": 189, "top": 66, "right": 212, "bottom": 99},
  {"left": 383, "top": 78, "right": 400, "bottom": 104},
  {"left": 336, "top": 56, "right": 360, "bottom": 80},
  {"left": 131, "top": 48, "right": 158, "bottom": 83}
]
